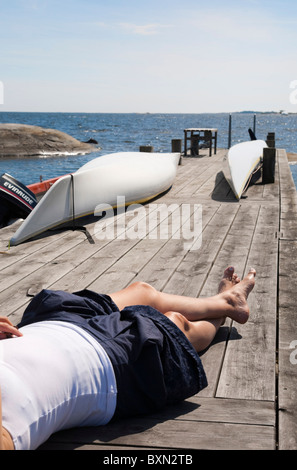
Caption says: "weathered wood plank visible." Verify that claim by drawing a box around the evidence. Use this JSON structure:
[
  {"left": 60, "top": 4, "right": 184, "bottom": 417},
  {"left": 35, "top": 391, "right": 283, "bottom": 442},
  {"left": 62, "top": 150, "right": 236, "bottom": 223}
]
[
  {"left": 39, "top": 396, "right": 275, "bottom": 451},
  {"left": 169, "top": 158, "right": 213, "bottom": 197},
  {"left": 177, "top": 161, "right": 224, "bottom": 198},
  {"left": 262, "top": 150, "right": 280, "bottom": 201},
  {"left": 163, "top": 204, "right": 239, "bottom": 298},
  {"left": 88, "top": 203, "right": 195, "bottom": 293},
  {"left": 216, "top": 203, "right": 279, "bottom": 401},
  {"left": 279, "top": 149, "right": 297, "bottom": 239},
  {"left": 40, "top": 415, "right": 275, "bottom": 451},
  {"left": 149, "top": 396, "right": 275, "bottom": 426},
  {"left": 278, "top": 239, "right": 297, "bottom": 450},
  {"left": 0, "top": 229, "right": 87, "bottom": 292},
  {"left": 0, "top": 220, "right": 74, "bottom": 270},
  {"left": 278, "top": 153, "right": 297, "bottom": 439},
  {"left": 198, "top": 203, "right": 261, "bottom": 396},
  {"left": 129, "top": 204, "right": 218, "bottom": 291}
]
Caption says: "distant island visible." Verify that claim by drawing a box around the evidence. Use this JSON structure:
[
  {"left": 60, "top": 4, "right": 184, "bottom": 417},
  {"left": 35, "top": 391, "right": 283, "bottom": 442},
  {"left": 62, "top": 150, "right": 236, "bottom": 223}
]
[
  {"left": 0, "top": 123, "right": 99, "bottom": 158},
  {"left": 238, "top": 110, "right": 296, "bottom": 115}
]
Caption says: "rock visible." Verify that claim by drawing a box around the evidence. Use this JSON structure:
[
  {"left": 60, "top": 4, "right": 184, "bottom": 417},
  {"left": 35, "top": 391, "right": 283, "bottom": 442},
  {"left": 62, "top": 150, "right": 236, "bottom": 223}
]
[
  {"left": 0, "top": 123, "right": 99, "bottom": 158},
  {"left": 84, "top": 138, "right": 98, "bottom": 145}
]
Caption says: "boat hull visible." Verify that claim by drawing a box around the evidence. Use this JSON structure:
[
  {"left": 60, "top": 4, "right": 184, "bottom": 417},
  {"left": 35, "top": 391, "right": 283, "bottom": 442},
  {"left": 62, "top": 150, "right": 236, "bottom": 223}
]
[
  {"left": 223, "top": 140, "right": 267, "bottom": 200},
  {"left": 27, "top": 175, "right": 65, "bottom": 199},
  {"left": 10, "top": 152, "right": 180, "bottom": 245}
]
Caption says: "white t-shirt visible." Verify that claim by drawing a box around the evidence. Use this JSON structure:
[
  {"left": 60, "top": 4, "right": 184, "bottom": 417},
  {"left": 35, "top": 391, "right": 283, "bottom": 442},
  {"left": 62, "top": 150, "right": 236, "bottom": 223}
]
[{"left": 0, "top": 321, "right": 117, "bottom": 450}]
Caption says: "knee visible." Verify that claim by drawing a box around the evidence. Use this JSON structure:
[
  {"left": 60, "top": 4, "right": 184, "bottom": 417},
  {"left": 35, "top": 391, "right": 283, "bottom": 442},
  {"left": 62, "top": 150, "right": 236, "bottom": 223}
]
[
  {"left": 130, "top": 281, "right": 156, "bottom": 294},
  {"left": 128, "top": 281, "right": 158, "bottom": 306},
  {"left": 164, "top": 311, "right": 191, "bottom": 333}
]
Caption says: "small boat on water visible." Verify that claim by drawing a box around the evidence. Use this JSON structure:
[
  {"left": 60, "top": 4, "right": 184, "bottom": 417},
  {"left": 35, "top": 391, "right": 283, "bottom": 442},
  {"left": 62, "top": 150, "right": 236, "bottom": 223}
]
[
  {"left": 223, "top": 140, "right": 268, "bottom": 200},
  {"left": 0, "top": 173, "right": 37, "bottom": 228},
  {"left": 10, "top": 151, "right": 180, "bottom": 246}
]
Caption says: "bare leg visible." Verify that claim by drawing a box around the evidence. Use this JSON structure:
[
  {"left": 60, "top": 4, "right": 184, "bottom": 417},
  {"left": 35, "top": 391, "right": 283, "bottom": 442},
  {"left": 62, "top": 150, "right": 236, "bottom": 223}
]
[
  {"left": 164, "top": 312, "right": 223, "bottom": 352},
  {"left": 109, "top": 267, "right": 256, "bottom": 325},
  {"left": 164, "top": 267, "right": 242, "bottom": 352},
  {"left": 109, "top": 266, "right": 254, "bottom": 353}
]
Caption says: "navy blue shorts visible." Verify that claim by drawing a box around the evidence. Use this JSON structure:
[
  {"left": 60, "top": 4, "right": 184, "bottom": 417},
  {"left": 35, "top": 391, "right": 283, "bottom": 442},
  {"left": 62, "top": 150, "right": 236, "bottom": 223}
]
[{"left": 18, "top": 289, "right": 207, "bottom": 419}]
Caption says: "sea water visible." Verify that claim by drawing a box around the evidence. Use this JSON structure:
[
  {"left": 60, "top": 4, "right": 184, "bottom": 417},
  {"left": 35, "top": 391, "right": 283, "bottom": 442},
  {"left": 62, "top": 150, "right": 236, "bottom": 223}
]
[{"left": 0, "top": 112, "right": 296, "bottom": 187}]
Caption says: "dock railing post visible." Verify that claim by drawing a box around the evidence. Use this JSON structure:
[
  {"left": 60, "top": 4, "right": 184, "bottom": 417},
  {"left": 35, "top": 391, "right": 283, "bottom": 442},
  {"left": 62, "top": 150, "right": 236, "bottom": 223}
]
[
  {"left": 266, "top": 132, "right": 275, "bottom": 148},
  {"left": 171, "top": 139, "right": 183, "bottom": 164},
  {"left": 190, "top": 134, "right": 199, "bottom": 156},
  {"left": 171, "top": 139, "right": 182, "bottom": 153},
  {"left": 262, "top": 147, "right": 276, "bottom": 184},
  {"left": 228, "top": 114, "right": 232, "bottom": 149},
  {"left": 184, "top": 130, "right": 188, "bottom": 156}
]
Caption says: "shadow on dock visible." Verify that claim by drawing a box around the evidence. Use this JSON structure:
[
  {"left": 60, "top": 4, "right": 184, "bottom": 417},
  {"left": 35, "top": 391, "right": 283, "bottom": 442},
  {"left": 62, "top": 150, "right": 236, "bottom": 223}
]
[{"left": 211, "top": 171, "right": 237, "bottom": 202}]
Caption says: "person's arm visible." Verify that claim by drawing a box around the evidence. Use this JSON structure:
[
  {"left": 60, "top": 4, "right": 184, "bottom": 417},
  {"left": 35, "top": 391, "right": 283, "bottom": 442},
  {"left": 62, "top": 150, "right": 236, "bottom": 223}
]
[
  {"left": 0, "top": 386, "right": 3, "bottom": 450},
  {"left": 0, "top": 317, "right": 22, "bottom": 340},
  {"left": 0, "top": 318, "right": 21, "bottom": 450},
  {"left": 0, "top": 386, "right": 12, "bottom": 450},
  {"left": 0, "top": 386, "right": 14, "bottom": 450}
]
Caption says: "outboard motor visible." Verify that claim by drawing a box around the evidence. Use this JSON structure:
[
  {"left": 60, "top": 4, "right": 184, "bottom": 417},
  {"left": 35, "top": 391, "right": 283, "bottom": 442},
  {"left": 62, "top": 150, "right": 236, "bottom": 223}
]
[
  {"left": 248, "top": 128, "right": 257, "bottom": 141},
  {"left": 0, "top": 173, "right": 37, "bottom": 227}
]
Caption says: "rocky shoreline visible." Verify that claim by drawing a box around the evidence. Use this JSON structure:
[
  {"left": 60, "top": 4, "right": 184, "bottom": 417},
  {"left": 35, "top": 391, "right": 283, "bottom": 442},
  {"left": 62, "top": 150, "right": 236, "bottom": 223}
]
[{"left": 0, "top": 123, "right": 99, "bottom": 158}]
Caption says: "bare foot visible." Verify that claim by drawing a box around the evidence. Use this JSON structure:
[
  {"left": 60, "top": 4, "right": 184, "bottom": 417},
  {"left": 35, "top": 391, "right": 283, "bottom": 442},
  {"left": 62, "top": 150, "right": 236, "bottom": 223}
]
[
  {"left": 218, "top": 266, "right": 240, "bottom": 293},
  {"left": 217, "top": 267, "right": 241, "bottom": 326},
  {"left": 220, "top": 268, "right": 256, "bottom": 324}
]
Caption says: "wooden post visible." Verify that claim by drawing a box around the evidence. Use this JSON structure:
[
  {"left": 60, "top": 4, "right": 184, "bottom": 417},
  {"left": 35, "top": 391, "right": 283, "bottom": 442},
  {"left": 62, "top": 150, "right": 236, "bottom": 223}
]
[
  {"left": 184, "top": 130, "right": 188, "bottom": 156},
  {"left": 204, "top": 130, "right": 212, "bottom": 156},
  {"left": 266, "top": 132, "right": 275, "bottom": 148},
  {"left": 253, "top": 114, "right": 256, "bottom": 135},
  {"left": 190, "top": 134, "right": 199, "bottom": 156},
  {"left": 171, "top": 139, "right": 182, "bottom": 153},
  {"left": 228, "top": 114, "right": 232, "bottom": 149},
  {"left": 262, "top": 147, "right": 276, "bottom": 184},
  {"left": 139, "top": 146, "right": 154, "bottom": 152}
]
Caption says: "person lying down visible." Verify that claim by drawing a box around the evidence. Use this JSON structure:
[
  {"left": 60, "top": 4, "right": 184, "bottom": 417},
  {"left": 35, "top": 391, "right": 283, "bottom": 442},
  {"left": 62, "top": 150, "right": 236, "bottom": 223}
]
[{"left": 0, "top": 266, "right": 256, "bottom": 450}]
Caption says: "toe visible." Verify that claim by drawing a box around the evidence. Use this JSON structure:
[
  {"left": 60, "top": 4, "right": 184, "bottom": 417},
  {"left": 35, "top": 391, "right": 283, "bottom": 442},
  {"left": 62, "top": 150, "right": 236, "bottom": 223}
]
[
  {"left": 224, "top": 266, "right": 234, "bottom": 279},
  {"left": 248, "top": 268, "right": 256, "bottom": 278}
]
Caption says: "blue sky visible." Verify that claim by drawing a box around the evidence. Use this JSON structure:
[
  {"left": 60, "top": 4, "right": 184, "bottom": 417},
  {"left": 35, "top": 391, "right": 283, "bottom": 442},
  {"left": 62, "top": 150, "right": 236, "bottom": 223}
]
[{"left": 1, "top": 0, "right": 297, "bottom": 113}]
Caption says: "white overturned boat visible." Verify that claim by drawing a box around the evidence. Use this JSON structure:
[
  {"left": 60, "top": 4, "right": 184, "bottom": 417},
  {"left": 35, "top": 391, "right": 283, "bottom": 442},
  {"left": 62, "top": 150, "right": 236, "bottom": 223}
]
[
  {"left": 224, "top": 140, "right": 267, "bottom": 200},
  {"left": 10, "top": 151, "right": 180, "bottom": 245}
]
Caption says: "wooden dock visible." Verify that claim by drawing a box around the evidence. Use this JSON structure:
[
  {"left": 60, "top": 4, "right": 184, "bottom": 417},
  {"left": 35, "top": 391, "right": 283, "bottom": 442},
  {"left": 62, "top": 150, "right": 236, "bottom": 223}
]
[{"left": 1, "top": 147, "right": 297, "bottom": 451}]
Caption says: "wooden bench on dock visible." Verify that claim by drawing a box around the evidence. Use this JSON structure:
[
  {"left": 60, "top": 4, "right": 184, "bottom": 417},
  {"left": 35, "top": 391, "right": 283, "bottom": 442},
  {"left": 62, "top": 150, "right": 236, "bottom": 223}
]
[
  {"left": 184, "top": 128, "right": 218, "bottom": 156},
  {"left": 0, "top": 147, "right": 296, "bottom": 451}
]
